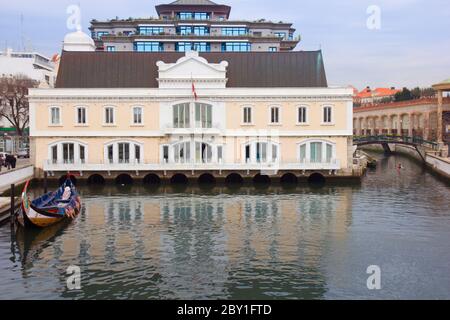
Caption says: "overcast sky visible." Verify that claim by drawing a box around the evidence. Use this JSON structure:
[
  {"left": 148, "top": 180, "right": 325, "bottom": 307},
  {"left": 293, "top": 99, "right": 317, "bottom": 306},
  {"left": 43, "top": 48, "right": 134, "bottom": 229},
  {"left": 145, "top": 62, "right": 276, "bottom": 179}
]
[{"left": 1, "top": 0, "right": 449, "bottom": 89}]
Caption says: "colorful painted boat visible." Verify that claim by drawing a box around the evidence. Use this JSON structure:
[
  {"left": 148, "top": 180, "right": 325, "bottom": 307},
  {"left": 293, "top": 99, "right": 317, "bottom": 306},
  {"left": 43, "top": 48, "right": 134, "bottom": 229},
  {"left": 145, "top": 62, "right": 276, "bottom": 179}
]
[{"left": 17, "top": 179, "right": 81, "bottom": 228}]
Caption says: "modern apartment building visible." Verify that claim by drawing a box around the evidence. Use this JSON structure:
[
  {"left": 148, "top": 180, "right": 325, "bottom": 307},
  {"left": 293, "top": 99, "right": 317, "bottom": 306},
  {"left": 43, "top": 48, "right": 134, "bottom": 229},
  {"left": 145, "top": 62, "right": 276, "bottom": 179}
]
[{"left": 89, "top": 0, "right": 300, "bottom": 53}]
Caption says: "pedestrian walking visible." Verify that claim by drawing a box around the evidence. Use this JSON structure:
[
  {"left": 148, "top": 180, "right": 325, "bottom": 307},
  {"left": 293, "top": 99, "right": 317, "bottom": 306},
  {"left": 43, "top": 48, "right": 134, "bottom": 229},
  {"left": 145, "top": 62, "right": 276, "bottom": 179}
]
[
  {"left": 5, "top": 154, "right": 12, "bottom": 170},
  {"left": 0, "top": 154, "right": 3, "bottom": 172},
  {"left": 11, "top": 154, "right": 17, "bottom": 169}
]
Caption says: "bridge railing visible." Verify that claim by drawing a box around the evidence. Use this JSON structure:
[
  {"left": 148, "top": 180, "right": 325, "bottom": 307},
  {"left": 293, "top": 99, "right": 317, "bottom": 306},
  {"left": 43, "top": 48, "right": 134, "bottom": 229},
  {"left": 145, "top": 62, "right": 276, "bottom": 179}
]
[{"left": 353, "top": 135, "right": 439, "bottom": 150}]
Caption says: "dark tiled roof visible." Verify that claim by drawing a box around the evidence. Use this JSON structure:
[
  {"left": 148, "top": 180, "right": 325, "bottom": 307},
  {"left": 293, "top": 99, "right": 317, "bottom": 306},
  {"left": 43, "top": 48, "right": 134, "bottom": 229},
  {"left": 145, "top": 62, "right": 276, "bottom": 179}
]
[{"left": 56, "top": 51, "right": 328, "bottom": 88}]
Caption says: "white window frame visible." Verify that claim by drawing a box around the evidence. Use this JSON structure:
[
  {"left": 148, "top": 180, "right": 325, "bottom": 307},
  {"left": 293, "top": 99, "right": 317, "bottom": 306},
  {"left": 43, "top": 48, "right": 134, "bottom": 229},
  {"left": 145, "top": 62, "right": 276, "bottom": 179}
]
[
  {"left": 321, "top": 105, "right": 334, "bottom": 125},
  {"left": 268, "top": 105, "right": 281, "bottom": 125},
  {"left": 296, "top": 105, "right": 309, "bottom": 125},
  {"left": 49, "top": 106, "right": 62, "bottom": 126},
  {"left": 104, "top": 140, "right": 144, "bottom": 164},
  {"left": 103, "top": 106, "right": 116, "bottom": 126},
  {"left": 75, "top": 106, "right": 88, "bottom": 126},
  {"left": 241, "top": 105, "right": 254, "bottom": 126},
  {"left": 241, "top": 139, "right": 280, "bottom": 164},
  {"left": 297, "top": 139, "right": 336, "bottom": 163},
  {"left": 131, "top": 106, "right": 144, "bottom": 126},
  {"left": 47, "top": 140, "right": 88, "bottom": 165}
]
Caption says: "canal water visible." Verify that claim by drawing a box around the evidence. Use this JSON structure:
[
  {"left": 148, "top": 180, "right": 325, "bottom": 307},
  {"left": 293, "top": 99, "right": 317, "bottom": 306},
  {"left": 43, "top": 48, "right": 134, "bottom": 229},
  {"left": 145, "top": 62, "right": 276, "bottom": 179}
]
[{"left": 0, "top": 152, "right": 449, "bottom": 300}]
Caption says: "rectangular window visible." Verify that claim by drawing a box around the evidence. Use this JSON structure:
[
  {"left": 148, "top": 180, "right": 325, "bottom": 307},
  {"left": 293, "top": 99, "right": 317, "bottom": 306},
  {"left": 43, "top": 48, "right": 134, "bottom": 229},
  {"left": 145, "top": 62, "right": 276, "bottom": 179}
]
[
  {"left": 96, "top": 31, "right": 109, "bottom": 39},
  {"left": 138, "top": 26, "right": 164, "bottom": 35},
  {"left": 79, "top": 145, "right": 85, "bottom": 163},
  {"left": 133, "top": 107, "right": 143, "bottom": 124},
  {"left": 245, "top": 145, "right": 251, "bottom": 162},
  {"left": 118, "top": 143, "right": 130, "bottom": 164},
  {"left": 243, "top": 107, "right": 252, "bottom": 124},
  {"left": 217, "top": 146, "right": 223, "bottom": 163},
  {"left": 176, "top": 42, "right": 210, "bottom": 52},
  {"left": 326, "top": 144, "right": 333, "bottom": 163},
  {"left": 105, "top": 107, "right": 114, "bottom": 124},
  {"left": 50, "top": 107, "right": 60, "bottom": 125},
  {"left": 163, "top": 145, "right": 169, "bottom": 163},
  {"left": 274, "top": 32, "right": 286, "bottom": 39},
  {"left": 62, "top": 143, "right": 74, "bottom": 164},
  {"left": 323, "top": 106, "right": 332, "bottom": 123},
  {"left": 77, "top": 107, "right": 86, "bottom": 124},
  {"left": 134, "top": 42, "right": 163, "bottom": 52},
  {"left": 106, "top": 46, "right": 116, "bottom": 52},
  {"left": 108, "top": 145, "right": 114, "bottom": 163},
  {"left": 269, "top": 47, "right": 277, "bottom": 52},
  {"left": 135, "top": 145, "right": 141, "bottom": 163},
  {"left": 222, "top": 42, "right": 251, "bottom": 52},
  {"left": 299, "top": 144, "right": 307, "bottom": 162},
  {"left": 195, "top": 103, "right": 212, "bottom": 128},
  {"left": 173, "top": 103, "right": 190, "bottom": 128},
  {"left": 298, "top": 107, "right": 307, "bottom": 124},
  {"left": 270, "top": 107, "right": 280, "bottom": 124},
  {"left": 256, "top": 143, "right": 267, "bottom": 163},
  {"left": 310, "top": 142, "right": 323, "bottom": 163},
  {"left": 272, "top": 145, "right": 278, "bottom": 162},
  {"left": 221, "top": 27, "right": 248, "bottom": 36},
  {"left": 52, "top": 145, "right": 58, "bottom": 164},
  {"left": 178, "top": 12, "right": 209, "bottom": 20}
]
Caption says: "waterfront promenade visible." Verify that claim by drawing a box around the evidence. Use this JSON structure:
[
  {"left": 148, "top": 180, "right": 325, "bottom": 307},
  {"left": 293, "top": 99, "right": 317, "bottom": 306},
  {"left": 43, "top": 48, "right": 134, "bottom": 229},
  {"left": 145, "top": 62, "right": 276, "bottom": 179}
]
[{"left": 0, "top": 159, "right": 33, "bottom": 194}]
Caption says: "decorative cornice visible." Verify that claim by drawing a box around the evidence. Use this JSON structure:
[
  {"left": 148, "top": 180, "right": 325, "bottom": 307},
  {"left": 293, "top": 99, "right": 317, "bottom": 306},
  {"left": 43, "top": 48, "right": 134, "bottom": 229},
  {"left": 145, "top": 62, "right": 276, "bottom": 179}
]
[{"left": 29, "top": 95, "right": 353, "bottom": 103}]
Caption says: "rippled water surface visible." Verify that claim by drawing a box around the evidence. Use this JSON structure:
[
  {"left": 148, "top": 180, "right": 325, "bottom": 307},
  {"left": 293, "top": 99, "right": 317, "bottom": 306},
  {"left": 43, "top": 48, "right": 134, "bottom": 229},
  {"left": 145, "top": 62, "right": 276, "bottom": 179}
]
[{"left": 0, "top": 153, "right": 449, "bottom": 299}]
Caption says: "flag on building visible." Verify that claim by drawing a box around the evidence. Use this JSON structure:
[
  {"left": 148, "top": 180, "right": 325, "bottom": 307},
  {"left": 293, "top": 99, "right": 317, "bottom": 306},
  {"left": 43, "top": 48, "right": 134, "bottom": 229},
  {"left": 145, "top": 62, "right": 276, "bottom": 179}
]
[{"left": 192, "top": 80, "right": 198, "bottom": 101}]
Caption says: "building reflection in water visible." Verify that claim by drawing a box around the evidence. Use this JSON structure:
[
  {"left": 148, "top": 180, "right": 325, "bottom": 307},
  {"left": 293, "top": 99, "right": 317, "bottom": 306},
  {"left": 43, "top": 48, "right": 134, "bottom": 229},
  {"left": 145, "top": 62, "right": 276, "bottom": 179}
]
[{"left": 13, "top": 185, "right": 354, "bottom": 299}]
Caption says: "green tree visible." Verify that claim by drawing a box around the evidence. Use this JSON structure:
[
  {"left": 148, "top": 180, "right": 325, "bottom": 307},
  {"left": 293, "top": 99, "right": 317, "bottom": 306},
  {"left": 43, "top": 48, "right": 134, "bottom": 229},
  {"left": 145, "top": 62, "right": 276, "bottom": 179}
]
[{"left": 394, "top": 87, "right": 413, "bottom": 102}]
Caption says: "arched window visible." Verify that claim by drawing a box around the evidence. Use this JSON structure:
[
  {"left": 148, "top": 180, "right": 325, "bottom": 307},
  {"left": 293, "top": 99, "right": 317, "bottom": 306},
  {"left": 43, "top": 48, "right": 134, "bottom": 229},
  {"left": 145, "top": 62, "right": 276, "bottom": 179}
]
[
  {"left": 298, "top": 140, "right": 335, "bottom": 164},
  {"left": 48, "top": 140, "right": 87, "bottom": 164},
  {"left": 104, "top": 140, "right": 143, "bottom": 164},
  {"left": 243, "top": 140, "right": 279, "bottom": 164}
]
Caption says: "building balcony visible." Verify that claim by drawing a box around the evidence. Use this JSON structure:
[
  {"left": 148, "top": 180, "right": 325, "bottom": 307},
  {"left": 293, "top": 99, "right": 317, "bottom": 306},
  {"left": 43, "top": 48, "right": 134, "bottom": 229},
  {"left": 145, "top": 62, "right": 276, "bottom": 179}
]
[
  {"left": 162, "top": 123, "right": 223, "bottom": 135},
  {"left": 43, "top": 159, "right": 341, "bottom": 172}
]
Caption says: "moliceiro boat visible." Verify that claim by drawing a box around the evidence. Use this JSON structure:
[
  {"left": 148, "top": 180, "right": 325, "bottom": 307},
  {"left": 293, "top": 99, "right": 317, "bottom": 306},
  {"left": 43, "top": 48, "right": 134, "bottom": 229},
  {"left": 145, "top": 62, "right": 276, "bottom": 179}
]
[{"left": 17, "top": 179, "right": 81, "bottom": 228}]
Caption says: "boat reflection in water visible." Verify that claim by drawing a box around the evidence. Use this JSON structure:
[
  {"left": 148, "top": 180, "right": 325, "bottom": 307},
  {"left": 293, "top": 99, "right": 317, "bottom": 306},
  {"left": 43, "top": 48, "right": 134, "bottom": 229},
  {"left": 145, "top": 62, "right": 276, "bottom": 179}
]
[
  {"left": 13, "top": 219, "right": 72, "bottom": 267},
  {"left": 3, "top": 153, "right": 450, "bottom": 299},
  {"left": 8, "top": 183, "right": 355, "bottom": 300}
]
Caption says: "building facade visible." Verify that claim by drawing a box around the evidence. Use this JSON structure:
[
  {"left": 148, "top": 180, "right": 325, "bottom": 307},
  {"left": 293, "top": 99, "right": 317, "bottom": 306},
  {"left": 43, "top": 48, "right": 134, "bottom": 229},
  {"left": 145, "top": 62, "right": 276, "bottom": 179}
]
[
  {"left": 0, "top": 48, "right": 57, "bottom": 153},
  {"left": 0, "top": 48, "right": 56, "bottom": 87},
  {"left": 353, "top": 98, "right": 450, "bottom": 144},
  {"left": 29, "top": 48, "right": 354, "bottom": 182},
  {"left": 89, "top": 0, "right": 300, "bottom": 53},
  {"left": 354, "top": 87, "right": 400, "bottom": 106}
]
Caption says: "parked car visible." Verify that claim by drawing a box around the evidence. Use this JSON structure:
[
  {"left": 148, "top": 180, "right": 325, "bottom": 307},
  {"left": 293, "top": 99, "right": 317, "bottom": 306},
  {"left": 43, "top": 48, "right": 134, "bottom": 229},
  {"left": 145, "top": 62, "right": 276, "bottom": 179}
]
[{"left": 17, "top": 149, "right": 30, "bottom": 159}]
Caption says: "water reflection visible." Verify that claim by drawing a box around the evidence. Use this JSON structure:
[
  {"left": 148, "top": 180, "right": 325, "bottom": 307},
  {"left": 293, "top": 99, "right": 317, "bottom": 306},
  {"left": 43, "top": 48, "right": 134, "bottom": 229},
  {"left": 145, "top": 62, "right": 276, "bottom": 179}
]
[
  {"left": 1, "top": 153, "right": 449, "bottom": 299},
  {"left": 4, "top": 184, "right": 354, "bottom": 299}
]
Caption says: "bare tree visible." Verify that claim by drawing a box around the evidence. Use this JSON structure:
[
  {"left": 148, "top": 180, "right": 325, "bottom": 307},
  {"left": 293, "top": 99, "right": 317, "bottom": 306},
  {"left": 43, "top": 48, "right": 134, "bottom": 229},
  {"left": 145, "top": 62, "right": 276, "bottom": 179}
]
[{"left": 0, "top": 75, "right": 38, "bottom": 136}]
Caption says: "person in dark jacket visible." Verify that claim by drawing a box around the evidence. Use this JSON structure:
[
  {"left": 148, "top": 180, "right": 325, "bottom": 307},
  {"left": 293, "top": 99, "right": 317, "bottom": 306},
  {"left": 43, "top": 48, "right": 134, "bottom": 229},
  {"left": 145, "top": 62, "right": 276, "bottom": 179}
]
[
  {"left": 11, "top": 154, "right": 17, "bottom": 169},
  {"left": 5, "top": 154, "right": 12, "bottom": 170}
]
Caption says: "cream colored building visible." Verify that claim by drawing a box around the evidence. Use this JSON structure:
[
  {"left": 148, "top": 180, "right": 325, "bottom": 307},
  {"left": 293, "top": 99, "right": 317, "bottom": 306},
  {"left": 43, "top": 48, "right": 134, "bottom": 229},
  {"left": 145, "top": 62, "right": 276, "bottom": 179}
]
[{"left": 28, "top": 33, "right": 355, "bottom": 183}]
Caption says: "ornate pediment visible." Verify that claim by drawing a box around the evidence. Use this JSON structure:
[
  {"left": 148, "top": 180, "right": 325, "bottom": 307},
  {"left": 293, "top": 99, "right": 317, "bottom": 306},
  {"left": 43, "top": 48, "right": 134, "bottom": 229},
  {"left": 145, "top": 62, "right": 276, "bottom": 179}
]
[{"left": 156, "top": 51, "right": 228, "bottom": 89}]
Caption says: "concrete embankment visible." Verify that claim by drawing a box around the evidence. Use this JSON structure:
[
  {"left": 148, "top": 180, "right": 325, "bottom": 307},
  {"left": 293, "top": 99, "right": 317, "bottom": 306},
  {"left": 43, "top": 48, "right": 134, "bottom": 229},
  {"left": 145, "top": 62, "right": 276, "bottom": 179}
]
[
  {"left": 361, "top": 145, "right": 450, "bottom": 182},
  {"left": 0, "top": 165, "right": 34, "bottom": 194}
]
